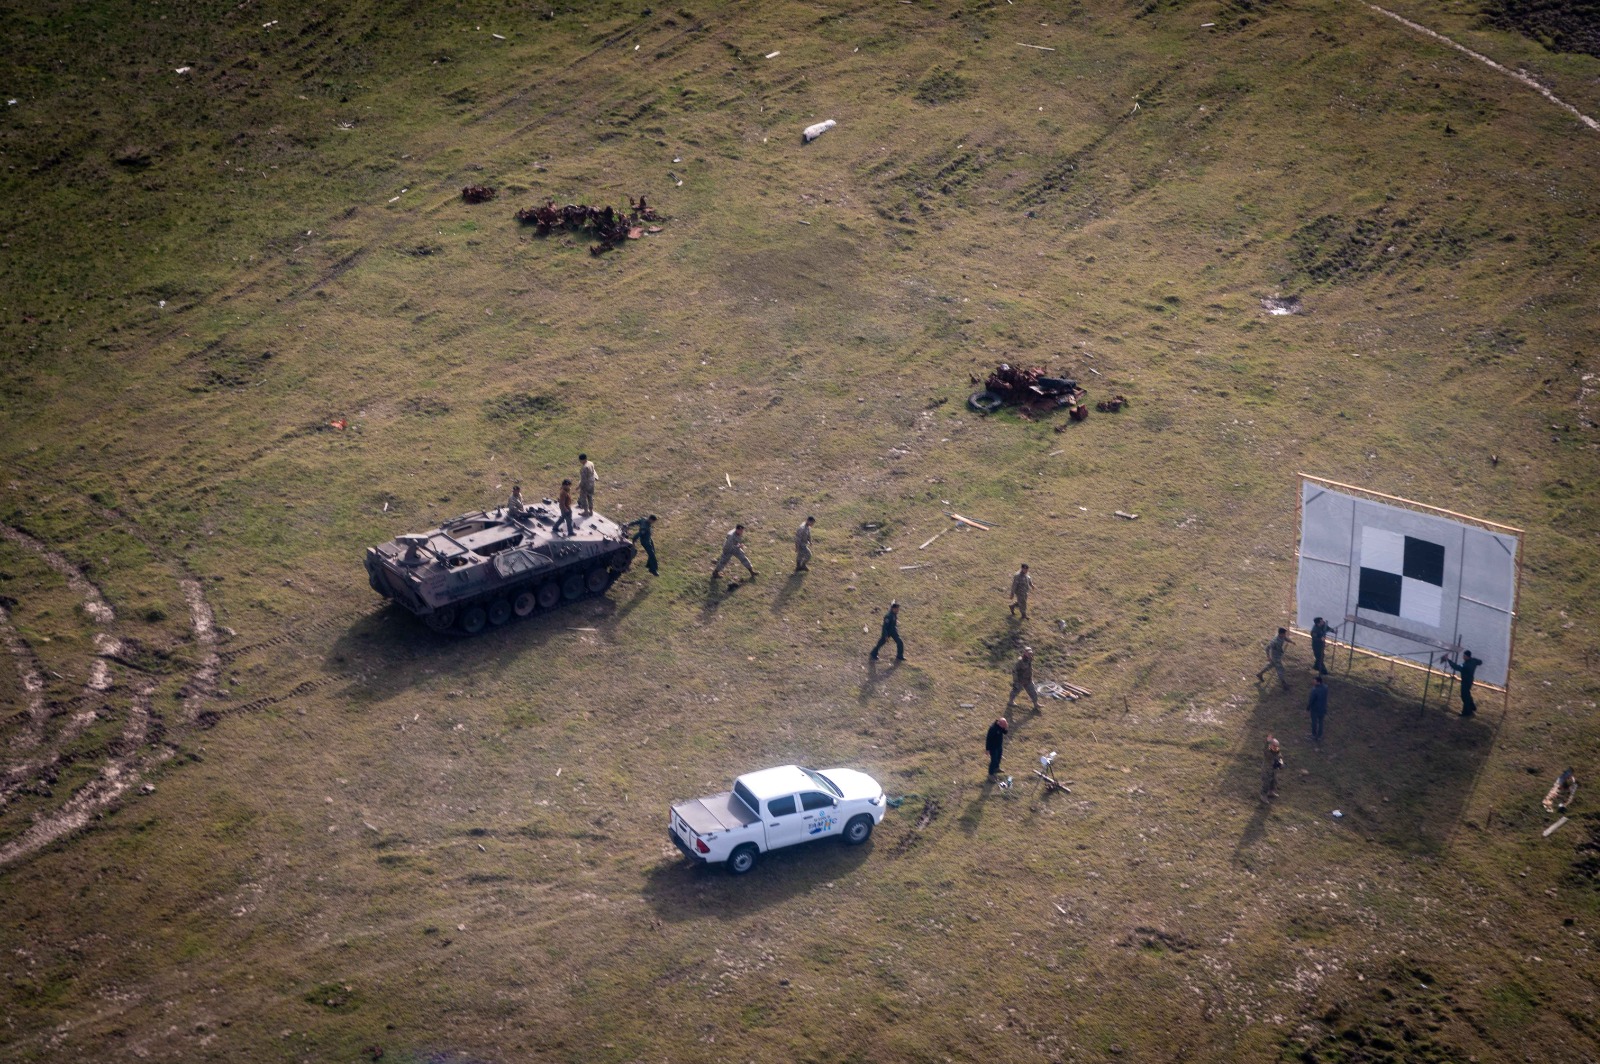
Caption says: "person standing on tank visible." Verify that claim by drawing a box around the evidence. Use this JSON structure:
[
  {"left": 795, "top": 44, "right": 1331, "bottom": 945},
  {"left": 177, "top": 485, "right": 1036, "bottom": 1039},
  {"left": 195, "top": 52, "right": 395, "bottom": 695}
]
[
  {"left": 577, "top": 454, "right": 597, "bottom": 514},
  {"left": 557, "top": 479, "right": 576, "bottom": 536}
]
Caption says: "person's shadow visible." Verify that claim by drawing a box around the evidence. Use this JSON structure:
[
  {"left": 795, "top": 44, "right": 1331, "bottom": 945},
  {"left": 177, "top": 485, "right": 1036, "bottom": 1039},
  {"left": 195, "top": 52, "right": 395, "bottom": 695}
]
[
  {"left": 857, "top": 656, "right": 901, "bottom": 705},
  {"left": 772, "top": 571, "right": 804, "bottom": 615}
]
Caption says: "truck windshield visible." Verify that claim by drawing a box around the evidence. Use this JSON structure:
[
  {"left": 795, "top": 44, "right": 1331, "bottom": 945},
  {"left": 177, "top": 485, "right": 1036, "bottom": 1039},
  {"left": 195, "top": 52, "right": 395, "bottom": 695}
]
[
  {"left": 732, "top": 781, "right": 761, "bottom": 817},
  {"left": 801, "top": 768, "right": 843, "bottom": 798}
]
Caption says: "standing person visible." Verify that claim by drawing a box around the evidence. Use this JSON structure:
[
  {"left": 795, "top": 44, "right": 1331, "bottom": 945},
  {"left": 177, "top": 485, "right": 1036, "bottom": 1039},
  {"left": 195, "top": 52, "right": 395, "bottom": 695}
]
[
  {"left": 794, "top": 516, "right": 815, "bottom": 572},
  {"left": 1006, "top": 647, "right": 1041, "bottom": 713},
  {"left": 985, "top": 717, "right": 1009, "bottom": 778},
  {"left": 1009, "top": 564, "right": 1033, "bottom": 620},
  {"left": 1310, "top": 617, "right": 1337, "bottom": 675},
  {"left": 1261, "top": 736, "right": 1283, "bottom": 802},
  {"left": 1256, "top": 627, "right": 1292, "bottom": 690},
  {"left": 577, "top": 454, "right": 597, "bottom": 514},
  {"left": 711, "top": 524, "right": 756, "bottom": 580},
  {"left": 506, "top": 483, "right": 526, "bottom": 515},
  {"left": 1306, "top": 675, "right": 1329, "bottom": 741},
  {"left": 1444, "top": 650, "right": 1483, "bottom": 717},
  {"left": 627, "top": 514, "right": 659, "bottom": 576},
  {"left": 869, "top": 601, "right": 904, "bottom": 661},
  {"left": 556, "top": 479, "right": 576, "bottom": 536}
]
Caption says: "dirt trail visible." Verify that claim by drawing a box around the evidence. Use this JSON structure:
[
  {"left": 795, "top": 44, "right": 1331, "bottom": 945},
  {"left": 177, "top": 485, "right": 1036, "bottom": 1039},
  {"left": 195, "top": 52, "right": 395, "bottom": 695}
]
[
  {"left": 0, "top": 604, "right": 47, "bottom": 751},
  {"left": 1366, "top": 3, "right": 1600, "bottom": 132},
  {"left": 0, "top": 523, "right": 115, "bottom": 624}
]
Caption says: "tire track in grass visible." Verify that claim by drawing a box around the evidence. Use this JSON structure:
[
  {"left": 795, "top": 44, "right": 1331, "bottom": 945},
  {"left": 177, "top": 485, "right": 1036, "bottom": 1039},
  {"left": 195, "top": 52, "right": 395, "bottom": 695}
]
[
  {"left": 1364, "top": 3, "right": 1599, "bottom": 132},
  {"left": 0, "top": 603, "right": 47, "bottom": 751}
]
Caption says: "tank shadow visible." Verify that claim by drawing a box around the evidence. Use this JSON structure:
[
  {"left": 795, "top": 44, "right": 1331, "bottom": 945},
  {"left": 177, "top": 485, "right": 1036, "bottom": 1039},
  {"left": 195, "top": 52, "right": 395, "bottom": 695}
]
[
  {"left": 326, "top": 601, "right": 570, "bottom": 705},
  {"left": 1225, "top": 670, "right": 1496, "bottom": 858},
  {"left": 641, "top": 837, "right": 874, "bottom": 921}
]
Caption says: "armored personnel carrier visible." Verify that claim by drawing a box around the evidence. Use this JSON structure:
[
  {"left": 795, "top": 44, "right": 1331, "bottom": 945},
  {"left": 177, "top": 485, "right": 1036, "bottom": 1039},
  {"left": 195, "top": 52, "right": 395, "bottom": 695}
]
[{"left": 365, "top": 498, "right": 636, "bottom": 633}]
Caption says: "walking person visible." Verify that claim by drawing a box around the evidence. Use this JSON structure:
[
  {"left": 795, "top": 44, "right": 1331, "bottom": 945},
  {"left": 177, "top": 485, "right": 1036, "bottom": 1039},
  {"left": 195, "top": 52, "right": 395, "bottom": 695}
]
[
  {"left": 1256, "top": 627, "right": 1292, "bottom": 690},
  {"left": 794, "top": 516, "right": 815, "bottom": 572},
  {"left": 577, "top": 454, "right": 597, "bottom": 514},
  {"left": 627, "top": 514, "right": 659, "bottom": 576},
  {"left": 1261, "top": 736, "right": 1283, "bottom": 802},
  {"left": 556, "top": 479, "right": 577, "bottom": 536},
  {"left": 869, "top": 601, "right": 904, "bottom": 661},
  {"left": 1310, "top": 616, "right": 1337, "bottom": 675},
  {"left": 711, "top": 524, "right": 756, "bottom": 580},
  {"left": 1006, "top": 647, "right": 1041, "bottom": 713},
  {"left": 1009, "top": 564, "right": 1033, "bottom": 620},
  {"left": 1544, "top": 768, "right": 1578, "bottom": 814},
  {"left": 1306, "top": 675, "right": 1329, "bottom": 742},
  {"left": 985, "top": 717, "right": 1009, "bottom": 778},
  {"left": 1444, "top": 649, "right": 1483, "bottom": 717}
]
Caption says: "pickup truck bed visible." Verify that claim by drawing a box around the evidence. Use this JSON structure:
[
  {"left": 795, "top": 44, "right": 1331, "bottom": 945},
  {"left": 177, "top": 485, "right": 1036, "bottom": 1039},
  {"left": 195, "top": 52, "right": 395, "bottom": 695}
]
[{"left": 673, "top": 791, "right": 757, "bottom": 834}]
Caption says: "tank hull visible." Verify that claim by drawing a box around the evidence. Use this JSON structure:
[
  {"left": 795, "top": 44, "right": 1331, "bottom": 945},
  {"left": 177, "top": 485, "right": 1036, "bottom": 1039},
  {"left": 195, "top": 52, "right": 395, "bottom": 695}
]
[{"left": 365, "top": 501, "right": 635, "bottom": 633}]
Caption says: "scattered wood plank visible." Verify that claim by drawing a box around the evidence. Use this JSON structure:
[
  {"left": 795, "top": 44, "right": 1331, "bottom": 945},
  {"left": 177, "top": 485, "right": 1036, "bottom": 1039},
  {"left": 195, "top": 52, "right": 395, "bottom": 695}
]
[
  {"left": 1544, "top": 816, "right": 1569, "bottom": 837},
  {"left": 898, "top": 564, "right": 932, "bottom": 571},
  {"left": 947, "top": 513, "right": 990, "bottom": 531},
  {"left": 1114, "top": 510, "right": 1139, "bottom": 520},
  {"left": 1018, "top": 43, "right": 1056, "bottom": 50},
  {"left": 919, "top": 528, "right": 950, "bottom": 550}
]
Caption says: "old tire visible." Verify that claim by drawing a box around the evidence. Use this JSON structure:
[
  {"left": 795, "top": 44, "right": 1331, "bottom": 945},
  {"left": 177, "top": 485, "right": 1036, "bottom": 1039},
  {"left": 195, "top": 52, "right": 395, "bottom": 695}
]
[
  {"left": 460, "top": 605, "right": 488, "bottom": 635},
  {"left": 562, "top": 572, "right": 587, "bottom": 600},
  {"left": 536, "top": 582, "right": 561, "bottom": 609},
  {"left": 843, "top": 815, "right": 874, "bottom": 846},
  {"left": 424, "top": 606, "right": 457, "bottom": 633},
  {"left": 968, "top": 390, "right": 1004, "bottom": 415},
  {"left": 727, "top": 844, "right": 758, "bottom": 876},
  {"left": 512, "top": 590, "right": 537, "bottom": 617},
  {"left": 488, "top": 598, "right": 512, "bottom": 626},
  {"left": 585, "top": 566, "right": 610, "bottom": 593}
]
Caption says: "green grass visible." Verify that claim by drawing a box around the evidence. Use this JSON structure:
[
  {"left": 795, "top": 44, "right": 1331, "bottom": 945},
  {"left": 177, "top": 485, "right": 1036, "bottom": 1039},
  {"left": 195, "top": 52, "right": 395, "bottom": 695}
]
[{"left": 1, "top": 0, "right": 1599, "bottom": 1061}]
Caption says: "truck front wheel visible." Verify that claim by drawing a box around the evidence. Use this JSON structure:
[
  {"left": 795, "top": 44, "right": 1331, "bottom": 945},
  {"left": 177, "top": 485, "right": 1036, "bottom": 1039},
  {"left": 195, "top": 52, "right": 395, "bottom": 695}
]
[
  {"left": 843, "top": 816, "right": 874, "bottom": 845},
  {"left": 727, "top": 844, "right": 758, "bottom": 875}
]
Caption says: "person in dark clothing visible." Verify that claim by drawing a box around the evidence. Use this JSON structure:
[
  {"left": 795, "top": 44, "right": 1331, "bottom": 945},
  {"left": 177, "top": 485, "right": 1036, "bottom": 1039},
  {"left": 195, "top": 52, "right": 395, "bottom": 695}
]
[
  {"left": 1306, "top": 675, "right": 1329, "bottom": 741},
  {"left": 556, "top": 479, "right": 577, "bottom": 536},
  {"left": 985, "top": 717, "right": 1009, "bottom": 777},
  {"left": 870, "top": 601, "right": 904, "bottom": 661},
  {"left": 1310, "top": 617, "right": 1337, "bottom": 675},
  {"left": 627, "top": 514, "right": 659, "bottom": 575},
  {"left": 1444, "top": 650, "right": 1483, "bottom": 717}
]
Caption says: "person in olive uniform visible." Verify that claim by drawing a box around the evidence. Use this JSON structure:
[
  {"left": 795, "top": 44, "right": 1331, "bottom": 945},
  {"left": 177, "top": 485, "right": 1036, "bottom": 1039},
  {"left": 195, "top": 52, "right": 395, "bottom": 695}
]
[
  {"left": 627, "top": 514, "right": 659, "bottom": 576},
  {"left": 1256, "top": 627, "right": 1292, "bottom": 690},
  {"left": 1310, "top": 617, "right": 1338, "bottom": 675},
  {"left": 712, "top": 524, "right": 756, "bottom": 579},
  {"left": 1007, "top": 647, "right": 1041, "bottom": 713},
  {"left": 794, "top": 516, "right": 815, "bottom": 572},
  {"left": 577, "top": 454, "right": 597, "bottom": 514},
  {"left": 985, "top": 717, "right": 1009, "bottom": 777},
  {"left": 1444, "top": 650, "right": 1483, "bottom": 717},
  {"left": 1009, "top": 564, "right": 1033, "bottom": 620},
  {"left": 870, "top": 601, "right": 904, "bottom": 661}
]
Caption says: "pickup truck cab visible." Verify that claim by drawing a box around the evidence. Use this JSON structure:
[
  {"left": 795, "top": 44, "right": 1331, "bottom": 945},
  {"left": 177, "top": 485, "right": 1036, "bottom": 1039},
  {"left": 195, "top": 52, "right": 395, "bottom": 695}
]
[{"left": 670, "top": 765, "right": 887, "bottom": 875}]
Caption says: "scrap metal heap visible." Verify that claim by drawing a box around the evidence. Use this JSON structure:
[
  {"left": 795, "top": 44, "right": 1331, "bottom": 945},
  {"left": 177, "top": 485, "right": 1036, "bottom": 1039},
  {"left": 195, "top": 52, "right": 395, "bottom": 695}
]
[
  {"left": 970, "top": 363, "right": 1087, "bottom": 416},
  {"left": 365, "top": 500, "right": 635, "bottom": 634}
]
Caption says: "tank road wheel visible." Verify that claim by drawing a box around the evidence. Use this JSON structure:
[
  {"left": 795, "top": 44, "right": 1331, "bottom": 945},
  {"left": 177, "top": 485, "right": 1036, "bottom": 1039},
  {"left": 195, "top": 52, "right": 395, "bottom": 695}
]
[
  {"left": 460, "top": 605, "right": 488, "bottom": 635},
  {"left": 585, "top": 566, "right": 610, "bottom": 593},
  {"left": 843, "top": 815, "right": 874, "bottom": 846},
  {"left": 488, "top": 599, "right": 513, "bottom": 626},
  {"left": 727, "top": 844, "right": 759, "bottom": 876},
  {"left": 562, "top": 572, "right": 587, "bottom": 600},
  {"left": 512, "top": 590, "right": 537, "bottom": 617},
  {"left": 424, "top": 607, "right": 457, "bottom": 633},
  {"left": 536, "top": 582, "right": 561, "bottom": 609}
]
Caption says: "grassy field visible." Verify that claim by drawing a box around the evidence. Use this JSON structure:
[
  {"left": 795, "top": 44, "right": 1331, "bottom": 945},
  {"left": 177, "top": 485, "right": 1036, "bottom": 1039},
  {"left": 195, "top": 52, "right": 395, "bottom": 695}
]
[{"left": 2, "top": 0, "right": 1598, "bottom": 1060}]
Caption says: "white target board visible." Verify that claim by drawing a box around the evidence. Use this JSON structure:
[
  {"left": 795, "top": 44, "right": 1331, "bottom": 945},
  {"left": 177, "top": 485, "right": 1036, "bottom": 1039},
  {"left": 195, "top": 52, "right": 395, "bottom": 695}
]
[{"left": 1295, "top": 477, "right": 1520, "bottom": 688}]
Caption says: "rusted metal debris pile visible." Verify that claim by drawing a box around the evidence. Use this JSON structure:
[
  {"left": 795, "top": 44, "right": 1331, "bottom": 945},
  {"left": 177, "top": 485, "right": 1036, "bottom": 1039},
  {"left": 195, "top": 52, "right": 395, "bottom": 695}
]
[
  {"left": 514, "top": 196, "right": 663, "bottom": 255},
  {"left": 969, "top": 363, "right": 1086, "bottom": 418},
  {"left": 461, "top": 184, "right": 497, "bottom": 203}
]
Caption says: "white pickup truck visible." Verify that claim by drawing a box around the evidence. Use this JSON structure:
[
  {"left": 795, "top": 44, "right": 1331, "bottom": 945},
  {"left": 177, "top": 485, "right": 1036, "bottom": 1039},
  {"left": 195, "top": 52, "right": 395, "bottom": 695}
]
[{"left": 670, "top": 765, "right": 887, "bottom": 874}]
